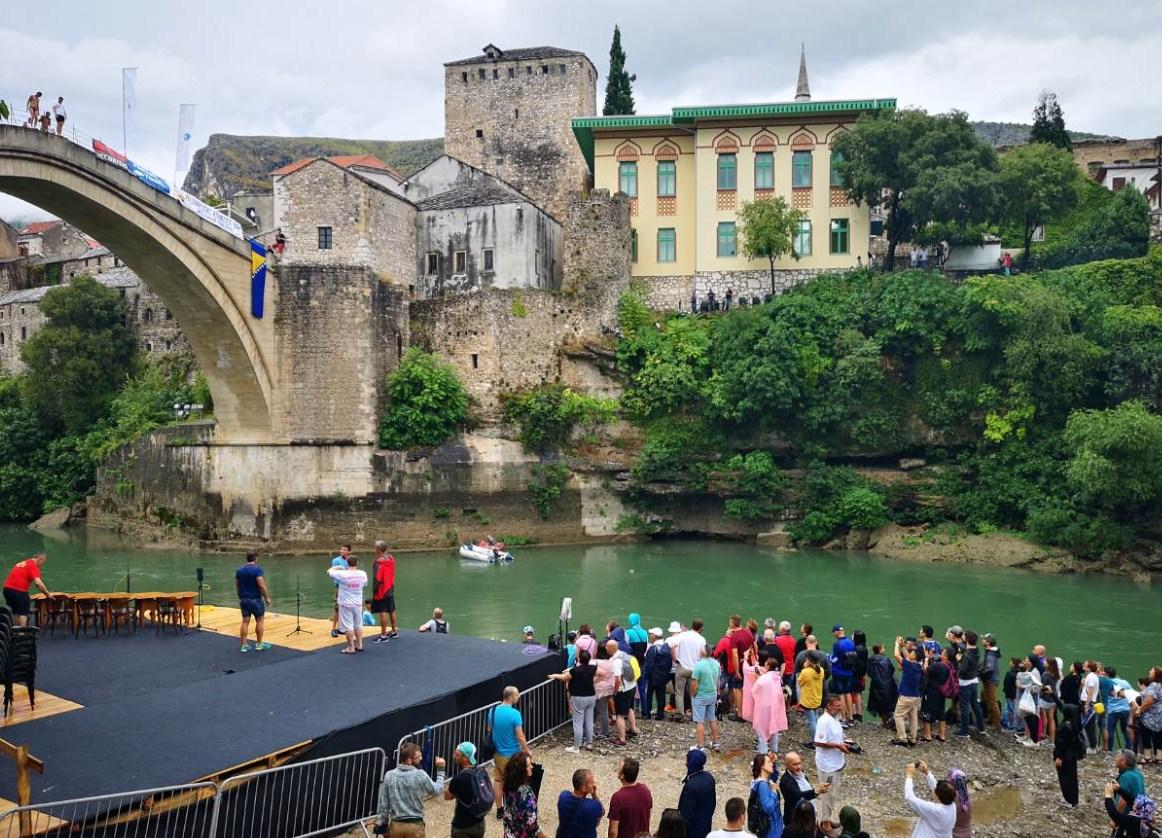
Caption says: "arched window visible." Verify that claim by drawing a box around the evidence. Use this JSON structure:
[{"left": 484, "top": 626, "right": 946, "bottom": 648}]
[
  {"left": 0, "top": 332, "right": 5, "bottom": 346},
  {"left": 144, "top": 308, "right": 154, "bottom": 322}
]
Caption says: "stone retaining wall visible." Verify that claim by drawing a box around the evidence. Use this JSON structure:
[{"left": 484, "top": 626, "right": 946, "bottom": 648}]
[{"left": 635, "top": 268, "right": 837, "bottom": 311}]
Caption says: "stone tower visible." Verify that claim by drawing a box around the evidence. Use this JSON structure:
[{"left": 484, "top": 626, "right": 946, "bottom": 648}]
[{"left": 444, "top": 44, "right": 597, "bottom": 222}]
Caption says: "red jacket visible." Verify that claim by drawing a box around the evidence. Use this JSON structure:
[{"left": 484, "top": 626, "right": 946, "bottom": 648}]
[
  {"left": 774, "top": 633, "right": 797, "bottom": 675},
  {"left": 373, "top": 555, "right": 395, "bottom": 600}
]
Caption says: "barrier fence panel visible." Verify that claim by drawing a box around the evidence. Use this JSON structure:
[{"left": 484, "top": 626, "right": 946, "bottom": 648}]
[
  {"left": 0, "top": 781, "right": 218, "bottom": 838},
  {"left": 212, "top": 747, "right": 384, "bottom": 838},
  {"left": 396, "top": 677, "right": 570, "bottom": 778}
]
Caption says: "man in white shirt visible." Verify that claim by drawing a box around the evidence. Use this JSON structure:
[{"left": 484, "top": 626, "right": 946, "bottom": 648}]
[
  {"left": 903, "top": 761, "right": 956, "bottom": 838},
  {"left": 705, "top": 797, "right": 755, "bottom": 838},
  {"left": 327, "top": 556, "right": 368, "bottom": 653},
  {"left": 813, "top": 695, "right": 848, "bottom": 822},
  {"left": 1082, "top": 660, "right": 1102, "bottom": 751},
  {"left": 52, "top": 97, "right": 67, "bottom": 136},
  {"left": 671, "top": 618, "right": 706, "bottom": 720}
]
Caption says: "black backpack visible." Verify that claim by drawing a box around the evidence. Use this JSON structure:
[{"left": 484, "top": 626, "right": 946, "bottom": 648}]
[
  {"left": 461, "top": 765, "right": 496, "bottom": 819},
  {"left": 747, "top": 783, "right": 771, "bottom": 838}
]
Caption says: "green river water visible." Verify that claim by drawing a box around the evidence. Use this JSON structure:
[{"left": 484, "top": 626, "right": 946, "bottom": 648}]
[{"left": 2, "top": 525, "right": 1155, "bottom": 676}]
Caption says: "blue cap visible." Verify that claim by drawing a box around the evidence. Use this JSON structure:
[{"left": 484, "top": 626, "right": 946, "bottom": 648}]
[
  {"left": 457, "top": 742, "right": 477, "bottom": 766},
  {"left": 832, "top": 625, "right": 844, "bottom": 633}
]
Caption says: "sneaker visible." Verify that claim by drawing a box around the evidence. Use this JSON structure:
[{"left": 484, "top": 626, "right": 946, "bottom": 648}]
[
  {"left": 496, "top": 809, "right": 504, "bottom": 821},
  {"left": 954, "top": 732, "right": 971, "bottom": 738},
  {"left": 330, "top": 629, "right": 339, "bottom": 638},
  {"left": 890, "top": 739, "right": 911, "bottom": 747},
  {"left": 564, "top": 746, "right": 580, "bottom": 754},
  {"left": 388, "top": 631, "right": 399, "bottom": 638},
  {"left": 627, "top": 730, "right": 639, "bottom": 739},
  {"left": 240, "top": 645, "right": 251, "bottom": 653},
  {"left": 373, "top": 635, "right": 390, "bottom": 644},
  {"left": 254, "top": 642, "right": 272, "bottom": 651},
  {"left": 1021, "top": 738, "right": 1040, "bottom": 748},
  {"left": 711, "top": 741, "right": 721, "bottom": 751},
  {"left": 612, "top": 739, "right": 627, "bottom": 747}
]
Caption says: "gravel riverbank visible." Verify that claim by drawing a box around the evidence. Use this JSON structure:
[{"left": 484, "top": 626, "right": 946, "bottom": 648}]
[{"left": 367, "top": 710, "right": 1150, "bottom": 838}]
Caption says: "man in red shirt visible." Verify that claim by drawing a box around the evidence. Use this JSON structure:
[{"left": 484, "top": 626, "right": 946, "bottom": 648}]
[
  {"left": 727, "top": 615, "right": 755, "bottom": 717},
  {"left": 608, "top": 757, "right": 652, "bottom": 838},
  {"left": 3, "top": 554, "right": 54, "bottom": 626},
  {"left": 371, "top": 540, "right": 398, "bottom": 643},
  {"left": 774, "top": 620, "right": 799, "bottom": 700}
]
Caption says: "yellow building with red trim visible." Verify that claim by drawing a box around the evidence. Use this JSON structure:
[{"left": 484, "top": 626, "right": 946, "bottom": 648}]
[{"left": 572, "top": 72, "right": 895, "bottom": 307}]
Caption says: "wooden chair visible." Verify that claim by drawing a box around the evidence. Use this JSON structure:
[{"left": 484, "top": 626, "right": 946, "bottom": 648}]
[
  {"left": 42, "top": 596, "right": 73, "bottom": 637},
  {"left": 74, "top": 599, "right": 104, "bottom": 638},
  {"left": 107, "top": 598, "right": 136, "bottom": 635},
  {"left": 154, "top": 598, "right": 182, "bottom": 635}
]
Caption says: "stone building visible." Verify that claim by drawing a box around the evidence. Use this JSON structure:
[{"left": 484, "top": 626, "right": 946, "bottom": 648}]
[
  {"left": 406, "top": 155, "right": 560, "bottom": 296},
  {"left": 273, "top": 152, "right": 562, "bottom": 299},
  {"left": 444, "top": 44, "right": 597, "bottom": 223},
  {"left": 572, "top": 53, "right": 893, "bottom": 308},
  {"left": 0, "top": 266, "right": 187, "bottom": 373},
  {"left": 17, "top": 220, "right": 89, "bottom": 259}
]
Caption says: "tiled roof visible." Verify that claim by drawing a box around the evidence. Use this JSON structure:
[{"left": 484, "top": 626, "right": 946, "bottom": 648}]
[
  {"left": 446, "top": 46, "right": 586, "bottom": 66},
  {"left": 271, "top": 155, "right": 400, "bottom": 178},
  {"left": 0, "top": 268, "right": 141, "bottom": 306},
  {"left": 415, "top": 180, "right": 524, "bottom": 211},
  {"left": 19, "top": 220, "right": 60, "bottom": 236}
]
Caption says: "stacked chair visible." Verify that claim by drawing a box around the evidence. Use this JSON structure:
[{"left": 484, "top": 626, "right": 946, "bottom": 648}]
[{"left": 0, "top": 605, "right": 38, "bottom": 716}]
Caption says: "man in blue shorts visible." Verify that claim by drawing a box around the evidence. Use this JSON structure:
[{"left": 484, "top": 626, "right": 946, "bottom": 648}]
[
  {"left": 236, "top": 551, "right": 272, "bottom": 652},
  {"left": 829, "top": 625, "right": 856, "bottom": 725}
]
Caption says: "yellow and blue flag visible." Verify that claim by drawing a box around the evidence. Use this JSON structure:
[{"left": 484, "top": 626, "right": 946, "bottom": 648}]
[{"left": 249, "top": 239, "right": 267, "bottom": 318}]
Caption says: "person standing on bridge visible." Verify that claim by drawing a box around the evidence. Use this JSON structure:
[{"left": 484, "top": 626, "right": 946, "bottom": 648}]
[
  {"left": 25, "top": 92, "right": 41, "bottom": 129},
  {"left": 236, "top": 551, "right": 272, "bottom": 652},
  {"left": 52, "top": 97, "right": 67, "bottom": 137},
  {"left": 328, "top": 555, "right": 368, "bottom": 654},
  {"left": 3, "top": 553, "right": 55, "bottom": 627}
]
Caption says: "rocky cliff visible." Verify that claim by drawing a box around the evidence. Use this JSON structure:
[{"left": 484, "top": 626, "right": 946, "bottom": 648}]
[
  {"left": 182, "top": 134, "right": 444, "bottom": 198},
  {"left": 971, "top": 121, "right": 1112, "bottom": 148}
]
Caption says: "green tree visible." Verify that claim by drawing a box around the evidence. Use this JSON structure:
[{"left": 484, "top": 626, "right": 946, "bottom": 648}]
[
  {"left": 602, "top": 26, "right": 636, "bottom": 115},
  {"left": 378, "top": 348, "right": 468, "bottom": 449},
  {"left": 998, "top": 142, "right": 1080, "bottom": 261},
  {"left": 737, "top": 197, "right": 806, "bottom": 294},
  {"left": 1064, "top": 400, "right": 1162, "bottom": 516},
  {"left": 831, "top": 109, "right": 998, "bottom": 271},
  {"left": 21, "top": 276, "right": 135, "bottom": 434},
  {"left": 0, "top": 101, "right": 10, "bottom": 120},
  {"left": 1029, "top": 91, "right": 1071, "bottom": 151}
]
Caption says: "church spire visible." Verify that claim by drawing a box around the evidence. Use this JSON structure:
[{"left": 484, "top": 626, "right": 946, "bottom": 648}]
[{"left": 795, "top": 43, "right": 811, "bottom": 102}]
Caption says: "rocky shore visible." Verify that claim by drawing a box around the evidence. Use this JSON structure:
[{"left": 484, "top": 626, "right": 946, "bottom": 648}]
[{"left": 380, "top": 709, "right": 1140, "bottom": 838}]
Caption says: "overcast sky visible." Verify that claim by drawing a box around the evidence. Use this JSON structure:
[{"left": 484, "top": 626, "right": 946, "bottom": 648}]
[{"left": 3, "top": 0, "right": 1158, "bottom": 222}]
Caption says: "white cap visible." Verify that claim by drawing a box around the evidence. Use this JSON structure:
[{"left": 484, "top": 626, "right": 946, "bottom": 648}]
[
  {"left": 668, "top": 620, "right": 683, "bottom": 633},
  {"left": 649, "top": 627, "right": 663, "bottom": 637}
]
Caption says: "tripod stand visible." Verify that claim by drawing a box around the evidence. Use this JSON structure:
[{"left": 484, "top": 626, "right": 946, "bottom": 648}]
[{"left": 286, "top": 575, "right": 312, "bottom": 637}]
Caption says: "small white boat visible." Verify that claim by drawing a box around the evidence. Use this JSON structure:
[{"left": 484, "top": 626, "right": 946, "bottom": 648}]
[{"left": 459, "top": 544, "right": 515, "bottom": 563}]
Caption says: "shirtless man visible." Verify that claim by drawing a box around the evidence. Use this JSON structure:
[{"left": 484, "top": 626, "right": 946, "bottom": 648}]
[{"left": 26, "top": 92, "right": 41, "bottom": 129}]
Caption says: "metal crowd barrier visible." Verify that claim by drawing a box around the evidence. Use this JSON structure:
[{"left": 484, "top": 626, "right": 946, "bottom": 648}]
[
  {"left": 0, "top": 781, "right": 219, "bottom": 838},
  {"left": 212, "top": 748, "right": 385, "bottom": 838},
  {"left": 394, "top": 677, "right": 570, "bottom": 778}
]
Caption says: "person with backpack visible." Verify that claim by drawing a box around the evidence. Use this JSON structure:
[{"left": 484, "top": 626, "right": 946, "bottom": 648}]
[
  {"left": 828, "top": 626, "right": 856, "bottom": 726},
  {"left": 608, "top": 639, "right": 641, "bottom": 747},
  {"left": 444, "top": 742, "right": 492, "bottom": 838},
  {"left": 643, "top": 628, "right": 672, "bottom": 721},
  {"left": 920, "top": 647, "right": 954, "bottom": 743},
  {"left": 746, "top": 754, "right": 782, "bottom": 838}
]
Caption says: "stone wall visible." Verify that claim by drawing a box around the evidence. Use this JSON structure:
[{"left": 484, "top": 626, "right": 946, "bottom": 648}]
[
  {"left": 634, "top": 268, "right": 835, "bottom": 311},
  {"left": 444, "top": 55, "right": 596, "bottom": 222},
  {"left": 409, "top": 190, "right": 631, "bottom": 419},
  {"left": 274, "top": 264, "right": 408, "bottom": 444},
  {"left": 634, "top": 275, "right": 694, "bottom": 312},
  {"left": 275, "top": 161, "right": 417, "bottom": 287},
  {"left": 1070, "top": 137, "right": 1160, "bottom": 177}
]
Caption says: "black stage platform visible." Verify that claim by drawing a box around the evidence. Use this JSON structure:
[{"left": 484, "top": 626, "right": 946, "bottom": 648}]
[{"left": 0, "top": 630, "right": 560, "bottom": 803}]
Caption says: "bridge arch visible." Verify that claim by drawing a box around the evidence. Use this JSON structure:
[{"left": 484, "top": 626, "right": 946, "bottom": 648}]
[{"left": 0, "top": 126, "right": 279, "bottom": 442}]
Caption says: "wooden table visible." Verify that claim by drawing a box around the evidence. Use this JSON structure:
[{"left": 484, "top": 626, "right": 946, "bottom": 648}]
[{"left": 32, "top": 591, "right": 198, "bottom": 631}]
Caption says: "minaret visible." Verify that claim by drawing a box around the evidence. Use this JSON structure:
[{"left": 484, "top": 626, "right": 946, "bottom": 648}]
[{"left": 795, "top": 44, "right": 811, "bottom": 102}]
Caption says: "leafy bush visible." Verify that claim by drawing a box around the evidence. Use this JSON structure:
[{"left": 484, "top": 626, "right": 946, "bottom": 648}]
[
  {"left": 379, "top": 349, "right": 468, "bottom": 449},
  {"left": 1064, "top": 401, "right": 1162, "bottom": 516},
  {"left": 504, "top": 384, "right": 617, "bottom": 453},
  {"left": 720, "top": 451, "right": 785, "bottom": 521},
  {"left": 529, "top": 463, "right": 569, "bottom": 519},
  {"left": 836, "top": 486, "right": 890, "bottom": 530}
]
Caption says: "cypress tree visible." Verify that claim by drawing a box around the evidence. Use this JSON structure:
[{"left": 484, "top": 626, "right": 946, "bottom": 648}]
[
  {"left": 1029, "top": 90, "right": 1072, "bottom": 151},
  {"left": 603, "top": 25, "right": 636, "bottom": 115}
]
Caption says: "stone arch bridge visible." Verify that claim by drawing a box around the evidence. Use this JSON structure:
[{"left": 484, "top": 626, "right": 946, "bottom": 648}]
[{"left": 0, "top": 125, "right": 290, "bottom": 442}]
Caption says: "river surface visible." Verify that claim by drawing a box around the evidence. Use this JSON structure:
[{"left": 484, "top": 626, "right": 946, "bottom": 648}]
[{"left": 1, "top": 526, "right": 1154, "bottom": 676}]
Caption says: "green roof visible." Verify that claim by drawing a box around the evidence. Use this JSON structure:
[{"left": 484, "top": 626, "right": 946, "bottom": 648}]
[{"left": 571, "top": 98, "right": 896, "bottom": 171}]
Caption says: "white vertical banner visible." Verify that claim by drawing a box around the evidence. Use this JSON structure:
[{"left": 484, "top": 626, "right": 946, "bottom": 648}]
[
  {"left": 175, "top": 103, "right": 195, "bottom": 184},
  {"left": 122, "top": 67, "right": 138, "bottom": 158}
]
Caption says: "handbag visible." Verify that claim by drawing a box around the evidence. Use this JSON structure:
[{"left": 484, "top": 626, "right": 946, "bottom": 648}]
[
  {"left": 478, "top": 706, "right": 497, "bottom": 762},
  {"left": 1018, "top": 689, "right": 1037, "bottom": 717}
]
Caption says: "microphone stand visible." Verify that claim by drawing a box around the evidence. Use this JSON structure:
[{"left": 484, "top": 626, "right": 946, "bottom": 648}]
[{"left": 286, "top": 575, "right": 311, "bottom": 637}]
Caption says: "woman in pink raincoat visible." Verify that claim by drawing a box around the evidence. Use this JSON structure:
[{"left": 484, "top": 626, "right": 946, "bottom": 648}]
[
  {"left": 742, "top": 645, "right": 763, "bottom": 722},
  {"left": 751, "top": 654, "right": 788, "bottom": 755}
]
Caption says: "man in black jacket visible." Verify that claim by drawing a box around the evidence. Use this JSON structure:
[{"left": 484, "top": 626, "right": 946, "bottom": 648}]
[
  {"left": 955, "top": 630, "right": 986, "bottom": 737},
  {"left": 678, "top": 748, "right": 715, "bottom": 838},
  {"left": 778, "top": 751, "right": 829, "bottom": 823}
]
